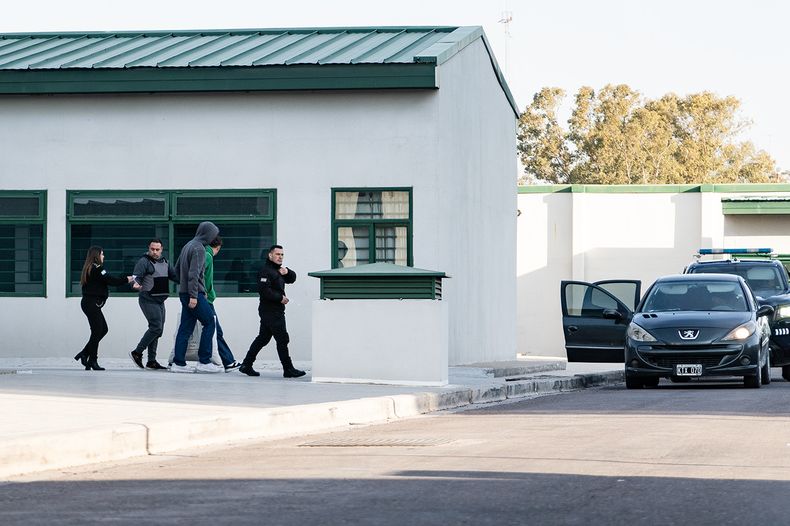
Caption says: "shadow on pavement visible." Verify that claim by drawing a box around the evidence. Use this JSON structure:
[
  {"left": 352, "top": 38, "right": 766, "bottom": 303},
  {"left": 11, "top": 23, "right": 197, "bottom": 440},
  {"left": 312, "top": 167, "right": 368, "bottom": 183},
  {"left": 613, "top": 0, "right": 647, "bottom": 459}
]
[{"left": 1, "top": 472, "right": 788, "bottom": 525}]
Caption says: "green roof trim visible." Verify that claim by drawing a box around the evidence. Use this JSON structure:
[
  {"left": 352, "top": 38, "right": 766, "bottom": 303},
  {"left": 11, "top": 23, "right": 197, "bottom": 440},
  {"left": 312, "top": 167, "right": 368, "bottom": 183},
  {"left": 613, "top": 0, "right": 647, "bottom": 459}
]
[
  {"left": 0, "top": 63, "right": 437, "bottom": 94},
  {"left": 518, "top": 184, "right": 790, "bottom": 194},
  {"left": 0, "top": 26, "right": 517, "bottom": 114}
]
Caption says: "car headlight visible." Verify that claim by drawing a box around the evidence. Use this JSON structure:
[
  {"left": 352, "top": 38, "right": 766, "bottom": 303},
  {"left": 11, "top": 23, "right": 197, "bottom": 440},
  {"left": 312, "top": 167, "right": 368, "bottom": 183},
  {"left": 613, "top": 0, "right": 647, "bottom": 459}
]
[
  {"left": 627, "top": 322, "right": 656, "bottom": 342},
  {"left": 722, "top": 321, "right": 757, "bottom": 341},
  {"left": 775, "top": 305, "right": 790, "bottom": 319}
]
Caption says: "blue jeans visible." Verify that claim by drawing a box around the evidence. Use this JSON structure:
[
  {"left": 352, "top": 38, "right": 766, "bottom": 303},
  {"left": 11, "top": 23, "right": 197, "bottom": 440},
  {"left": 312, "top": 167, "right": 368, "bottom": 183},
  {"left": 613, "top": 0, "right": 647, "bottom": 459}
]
[
  {"left": 208, "top": 302, "right": 235, "bottom": 366},
  {"left": 173, "top": 293, "right": 215, "bottom": 366}
]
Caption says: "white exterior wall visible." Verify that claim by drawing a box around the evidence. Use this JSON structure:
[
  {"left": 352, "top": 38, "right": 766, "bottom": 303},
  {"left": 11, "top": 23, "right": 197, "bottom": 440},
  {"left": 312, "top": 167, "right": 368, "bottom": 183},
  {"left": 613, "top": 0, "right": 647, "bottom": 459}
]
[
  {"left": 517, "top": 193, "right": 573, "bottom": 358},
  {"left": 431, "top": 39, "right": 518, "bottom": 364},
  {"left": 311, "top": 299, "right": 448, "bottom": 385},
  {"left": 517, "top": 190, "right": 790, "bottom": 358},
  {"left": 0, "top": 90, "right": 440, "bottom": 361},
  {"left": 0, "top": 39, "right": 517, "bottom": 367}
]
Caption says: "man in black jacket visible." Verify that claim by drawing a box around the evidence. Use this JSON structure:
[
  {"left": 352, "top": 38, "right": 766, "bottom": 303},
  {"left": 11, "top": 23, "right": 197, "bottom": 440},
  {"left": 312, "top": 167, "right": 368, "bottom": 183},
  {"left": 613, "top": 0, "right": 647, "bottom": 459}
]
[{"left": 240, "top": 244, "right": 306, "bottom": 378}]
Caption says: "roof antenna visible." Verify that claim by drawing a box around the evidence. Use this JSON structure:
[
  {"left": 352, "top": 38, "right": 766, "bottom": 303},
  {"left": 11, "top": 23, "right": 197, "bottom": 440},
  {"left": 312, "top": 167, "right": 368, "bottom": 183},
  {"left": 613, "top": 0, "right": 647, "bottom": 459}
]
[{"left": 497, "top": 8, "right": 513, "bottom": 76}]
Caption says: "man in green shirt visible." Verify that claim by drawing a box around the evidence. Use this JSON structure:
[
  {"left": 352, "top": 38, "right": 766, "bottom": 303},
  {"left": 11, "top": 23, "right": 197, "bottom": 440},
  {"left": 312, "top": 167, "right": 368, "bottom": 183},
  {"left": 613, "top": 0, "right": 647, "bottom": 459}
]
[{"left": 205, "top": 236, "right": 241, "bottom": 372}]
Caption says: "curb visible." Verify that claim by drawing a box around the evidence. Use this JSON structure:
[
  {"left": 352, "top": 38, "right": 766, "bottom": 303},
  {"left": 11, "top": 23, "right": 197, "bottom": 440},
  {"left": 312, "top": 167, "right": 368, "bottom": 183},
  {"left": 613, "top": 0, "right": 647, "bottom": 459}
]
[
  {"left": 0, "top": 370, "right": 622, "bottom": 480},
  {"left": 457, "top": 361, "right": 566, "bottom": 378}
]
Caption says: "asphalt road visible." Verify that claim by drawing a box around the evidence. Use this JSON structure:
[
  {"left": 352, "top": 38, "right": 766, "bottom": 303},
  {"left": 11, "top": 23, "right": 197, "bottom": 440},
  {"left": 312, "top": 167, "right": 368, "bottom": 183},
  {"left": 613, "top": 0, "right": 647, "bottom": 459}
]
[{"left": 3, "top": 374, "right": 790, "bottom": 525}]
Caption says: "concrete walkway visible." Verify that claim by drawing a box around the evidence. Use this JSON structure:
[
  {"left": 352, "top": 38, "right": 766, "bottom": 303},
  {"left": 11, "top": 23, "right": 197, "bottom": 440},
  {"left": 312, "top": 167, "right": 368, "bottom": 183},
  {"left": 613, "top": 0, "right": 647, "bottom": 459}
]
[{"left": 0, "top": 357, "right": 622, "bottom": 479}]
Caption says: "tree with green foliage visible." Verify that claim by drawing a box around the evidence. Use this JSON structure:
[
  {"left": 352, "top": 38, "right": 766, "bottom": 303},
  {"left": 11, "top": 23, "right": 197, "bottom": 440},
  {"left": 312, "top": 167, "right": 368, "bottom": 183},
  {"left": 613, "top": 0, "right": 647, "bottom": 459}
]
[{"left": 517, "top": 85, "right": 779, "bottom": 184}]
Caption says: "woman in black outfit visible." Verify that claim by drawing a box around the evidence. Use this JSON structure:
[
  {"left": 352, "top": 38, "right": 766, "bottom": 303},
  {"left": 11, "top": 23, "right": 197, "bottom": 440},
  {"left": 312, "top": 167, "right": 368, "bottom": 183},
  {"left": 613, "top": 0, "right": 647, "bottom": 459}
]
[{"left": 74, "top": 246, "right": 132, "bottom": 371}]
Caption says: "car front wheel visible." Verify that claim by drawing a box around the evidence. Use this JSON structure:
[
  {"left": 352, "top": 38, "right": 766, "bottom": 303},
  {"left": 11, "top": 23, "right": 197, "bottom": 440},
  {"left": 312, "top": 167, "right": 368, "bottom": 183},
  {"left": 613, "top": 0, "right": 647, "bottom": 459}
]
[
  {"left": 744, "top": 366, "right": 762, "bottom": 389},
  {"left": 643, "top": 377, "right": 660, "bottom": 388},
  {"left": 625, "top": 374, "right": 644, "bottom": 389},
  {"left": 761, "top": 355, "right": 771, "bottom": 385}
]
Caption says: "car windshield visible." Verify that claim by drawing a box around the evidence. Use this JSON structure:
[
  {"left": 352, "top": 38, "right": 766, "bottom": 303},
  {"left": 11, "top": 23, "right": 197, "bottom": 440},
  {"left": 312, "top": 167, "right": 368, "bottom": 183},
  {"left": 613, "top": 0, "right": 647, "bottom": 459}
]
[
  {"left": 643, "top": 281, "right": 748, "bottom": 312},
  {"left": 691, "top": 264, "right": 784, "bottom": 297}
]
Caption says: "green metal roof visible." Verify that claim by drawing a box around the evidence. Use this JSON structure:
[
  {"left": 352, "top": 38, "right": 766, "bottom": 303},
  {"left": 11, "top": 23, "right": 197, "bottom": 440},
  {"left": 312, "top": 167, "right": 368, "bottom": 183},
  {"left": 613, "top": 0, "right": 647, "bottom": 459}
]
[
  {"left": 721, "top": 196, "right": 790, "bottom": 215},
  {"left": 0, "top": 26, "right": 517, "bottom": 114},
  {"left": 308, "top": 262, "right": 447, "bottom": 278}
]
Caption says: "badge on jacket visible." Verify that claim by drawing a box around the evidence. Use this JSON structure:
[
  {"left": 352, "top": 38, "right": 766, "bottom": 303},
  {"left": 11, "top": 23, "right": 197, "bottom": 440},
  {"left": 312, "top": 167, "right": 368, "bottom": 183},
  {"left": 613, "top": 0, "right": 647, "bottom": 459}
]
[{"left": 260, "top": 277, "right": 267, "bottom": 282}]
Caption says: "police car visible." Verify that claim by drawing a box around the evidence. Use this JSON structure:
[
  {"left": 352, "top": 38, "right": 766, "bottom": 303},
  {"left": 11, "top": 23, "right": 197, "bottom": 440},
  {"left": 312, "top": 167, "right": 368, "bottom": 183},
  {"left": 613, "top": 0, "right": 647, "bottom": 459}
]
[{"left": 684, "top": 248, "right": 790, "bottom": 381}]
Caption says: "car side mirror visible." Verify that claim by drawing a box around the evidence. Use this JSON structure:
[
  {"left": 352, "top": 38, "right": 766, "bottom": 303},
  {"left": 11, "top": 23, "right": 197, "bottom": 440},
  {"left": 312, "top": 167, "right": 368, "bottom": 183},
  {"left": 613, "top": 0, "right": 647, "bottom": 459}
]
[
  {"left": 757, "top": 305, "right": 774, "bottom": 318},
  {"left": 602, "top": 309, "right": 623, "bottom": 321}
]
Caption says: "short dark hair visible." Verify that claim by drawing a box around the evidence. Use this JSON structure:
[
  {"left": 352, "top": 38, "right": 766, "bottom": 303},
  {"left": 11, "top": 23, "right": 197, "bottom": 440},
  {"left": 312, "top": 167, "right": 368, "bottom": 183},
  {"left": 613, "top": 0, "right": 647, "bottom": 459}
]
[
  {"left": 269, "top": 244, "right": 283, "bottom": 253},
  {"left": 148, "top": 238, "right": 163, "bottom": 247},
  {"left": 210, "top": 235, "right": 223, "bottom": 248}
]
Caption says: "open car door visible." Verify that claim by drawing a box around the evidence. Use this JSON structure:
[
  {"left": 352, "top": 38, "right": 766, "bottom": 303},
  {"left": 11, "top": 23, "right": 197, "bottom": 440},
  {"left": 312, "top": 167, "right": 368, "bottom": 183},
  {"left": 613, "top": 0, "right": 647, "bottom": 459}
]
[{"left": 560, "top": 280, "right": 641, "bottom": 362}]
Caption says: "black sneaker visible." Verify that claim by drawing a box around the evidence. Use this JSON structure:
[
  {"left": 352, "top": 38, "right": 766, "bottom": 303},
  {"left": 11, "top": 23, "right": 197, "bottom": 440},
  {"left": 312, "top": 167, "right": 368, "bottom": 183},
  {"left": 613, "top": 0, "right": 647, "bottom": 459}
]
[
  {"left": 239, "top": 364, "right": 260, "bottom": 377},
  {"left": 283, "top": 366, "right": 306, "bottom": 378},
  {"left": 224, "top": 361, "right": 242, "bottom": 372},
  {"left": 129, "top": 350, "right": 144, "bottom": 369},
  {"left": 146, "top": 361, "right": 167, "bottom": 370}
]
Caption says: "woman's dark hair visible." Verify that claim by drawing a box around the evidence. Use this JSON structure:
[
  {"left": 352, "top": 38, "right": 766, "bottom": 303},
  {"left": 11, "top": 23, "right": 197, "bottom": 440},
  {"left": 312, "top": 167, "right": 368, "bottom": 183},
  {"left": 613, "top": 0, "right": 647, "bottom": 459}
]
[
  {"left": 210, "top": 235, "right": 223, "bottom": 248},
  {"left": 80, "top": 246, "right": 103, "bottom": 286}
]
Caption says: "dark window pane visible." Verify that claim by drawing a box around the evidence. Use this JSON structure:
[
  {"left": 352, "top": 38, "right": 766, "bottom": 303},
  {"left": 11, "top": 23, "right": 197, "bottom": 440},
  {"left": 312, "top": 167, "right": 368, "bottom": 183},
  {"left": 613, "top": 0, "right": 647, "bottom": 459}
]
[
  {"left": 174, "top": 222, "right": 275, "bottom": 294},
  {"left": 0, "top": 224, "right": 44, "bottom": 294},
  {"left": 336, "top": 226, "right": 370, "bottom": 268},
  {"left": 70, "top": 223, "right": 169, "bottom": 295},
  {"left": 176, "top": 196, "right": 271, "bottom": 217},
  {"left": 375, "top": 225, "right": 408, "bottom": 265},
  {"left": 73, "top": 197, "right": 166, "bottom": 217},
  {"left": 0, "top": 197, "right": 40, "bottom": 217}
]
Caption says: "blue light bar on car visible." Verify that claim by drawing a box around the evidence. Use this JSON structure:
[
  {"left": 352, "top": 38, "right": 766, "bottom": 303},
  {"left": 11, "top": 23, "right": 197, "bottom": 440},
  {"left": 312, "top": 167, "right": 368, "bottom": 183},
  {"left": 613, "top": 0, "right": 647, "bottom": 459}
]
[{"left": 698, "top": 248, "right": 773, "bottom": 254}]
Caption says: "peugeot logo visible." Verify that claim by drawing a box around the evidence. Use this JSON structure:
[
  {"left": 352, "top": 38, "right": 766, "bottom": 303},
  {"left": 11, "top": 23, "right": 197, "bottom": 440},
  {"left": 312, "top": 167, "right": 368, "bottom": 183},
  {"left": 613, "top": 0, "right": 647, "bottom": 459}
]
[{"left": 679, "top": 329, "right": 700, "bottom": 340}]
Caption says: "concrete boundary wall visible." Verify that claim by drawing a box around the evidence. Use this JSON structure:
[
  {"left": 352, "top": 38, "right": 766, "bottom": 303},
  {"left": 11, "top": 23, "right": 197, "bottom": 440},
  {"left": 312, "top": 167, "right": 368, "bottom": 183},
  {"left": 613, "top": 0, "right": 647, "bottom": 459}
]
[{"left": 517, "top": 185, "right": 790, "bottom": 358}]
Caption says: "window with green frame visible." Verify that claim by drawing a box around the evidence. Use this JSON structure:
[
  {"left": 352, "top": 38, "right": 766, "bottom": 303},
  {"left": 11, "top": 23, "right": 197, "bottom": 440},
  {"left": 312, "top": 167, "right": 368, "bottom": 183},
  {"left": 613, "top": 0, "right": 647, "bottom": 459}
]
[
  {"left": 67, "top": 190, "right": 275, "bottom": 296},
  {"left": 331, "top": 188, "right": 412, "bottom": 268},
  {"left": 0, "top": 191, "right": 46, "bottom": 296}
]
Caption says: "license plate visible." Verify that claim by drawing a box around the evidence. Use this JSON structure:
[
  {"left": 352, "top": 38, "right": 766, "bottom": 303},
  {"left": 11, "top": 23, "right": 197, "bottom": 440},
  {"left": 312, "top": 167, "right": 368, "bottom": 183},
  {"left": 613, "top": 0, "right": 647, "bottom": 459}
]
[{"left": 675, "top": 364, "right": 702, "bottom": 376}]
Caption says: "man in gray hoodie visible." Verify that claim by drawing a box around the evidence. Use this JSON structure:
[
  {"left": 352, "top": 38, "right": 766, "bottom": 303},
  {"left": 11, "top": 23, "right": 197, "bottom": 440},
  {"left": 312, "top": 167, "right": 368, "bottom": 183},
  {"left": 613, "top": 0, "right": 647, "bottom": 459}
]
[{"left": 171, "top": 221, "right": 222, "bottom": 373}]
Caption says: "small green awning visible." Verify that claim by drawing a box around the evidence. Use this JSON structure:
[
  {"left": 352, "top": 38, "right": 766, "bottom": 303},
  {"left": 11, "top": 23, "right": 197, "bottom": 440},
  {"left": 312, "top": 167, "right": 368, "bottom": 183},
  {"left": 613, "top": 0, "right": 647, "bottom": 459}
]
[
  {"left": 721, "top": 196, "right": 790, "bottom": 215},
  {"left": 308, "top": 262, "right": 448, "bottom": 300}
]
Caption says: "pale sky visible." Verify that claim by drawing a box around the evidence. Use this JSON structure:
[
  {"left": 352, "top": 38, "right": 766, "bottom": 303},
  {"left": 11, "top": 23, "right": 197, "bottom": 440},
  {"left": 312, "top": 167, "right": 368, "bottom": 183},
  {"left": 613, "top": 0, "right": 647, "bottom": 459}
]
[{"left": 3, "top": 0, "right": 788, "bottom": 171}]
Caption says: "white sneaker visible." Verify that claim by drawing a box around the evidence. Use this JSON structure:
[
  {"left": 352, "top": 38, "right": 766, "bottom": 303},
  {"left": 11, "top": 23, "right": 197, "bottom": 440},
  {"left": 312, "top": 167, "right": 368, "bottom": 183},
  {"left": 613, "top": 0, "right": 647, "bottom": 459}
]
[
  {"left": 169, "top": 364, "right": 194, "bottom": 373},
  {"left": 195, "top": 362, "right": 223, "bottom": 374}
]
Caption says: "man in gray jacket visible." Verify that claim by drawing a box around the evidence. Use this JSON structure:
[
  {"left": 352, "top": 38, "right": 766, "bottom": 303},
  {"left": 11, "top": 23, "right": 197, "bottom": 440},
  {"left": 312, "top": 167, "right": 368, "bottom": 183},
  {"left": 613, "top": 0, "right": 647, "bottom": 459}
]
[
  {"left": 171, "top": 221, "right": 222, "bottom": 373},
  {"left": 129, "top": 239, "right": 179, "bottom": 370}
]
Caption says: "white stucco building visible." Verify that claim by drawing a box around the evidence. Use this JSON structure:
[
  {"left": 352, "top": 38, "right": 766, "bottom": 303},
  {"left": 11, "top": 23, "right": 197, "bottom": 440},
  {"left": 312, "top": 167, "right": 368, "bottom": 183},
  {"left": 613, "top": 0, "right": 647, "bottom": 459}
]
[{"left": 0, "top": 26, "right": 518, "bottom": 366}]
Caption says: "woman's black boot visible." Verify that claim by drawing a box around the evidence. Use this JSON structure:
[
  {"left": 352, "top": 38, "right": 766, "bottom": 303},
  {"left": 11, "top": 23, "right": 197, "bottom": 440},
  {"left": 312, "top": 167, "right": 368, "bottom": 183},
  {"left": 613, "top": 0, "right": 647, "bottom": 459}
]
[
  {"left": 87, "top": 356, "right": 105, "bottom": 371},
  {"left": 74, "top": 350, "right": 89, "bottom": 367}
]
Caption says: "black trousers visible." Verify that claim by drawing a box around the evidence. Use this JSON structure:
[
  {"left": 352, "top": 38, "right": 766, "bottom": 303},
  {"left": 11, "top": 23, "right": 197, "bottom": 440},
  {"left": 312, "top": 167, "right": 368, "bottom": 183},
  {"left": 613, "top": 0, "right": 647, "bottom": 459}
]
[
  {"left": 244, "top": 310, "right": 292, "bottom": 367},
  {"left": 80, "top": 296, "right": 108, "bottom": 360}
]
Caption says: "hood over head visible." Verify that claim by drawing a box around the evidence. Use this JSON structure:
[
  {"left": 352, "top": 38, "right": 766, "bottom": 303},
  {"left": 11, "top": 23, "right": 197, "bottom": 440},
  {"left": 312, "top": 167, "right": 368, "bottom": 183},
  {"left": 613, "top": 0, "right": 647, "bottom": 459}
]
[{"left": 194, "top": 221, "right": 219, "bottom": 245}]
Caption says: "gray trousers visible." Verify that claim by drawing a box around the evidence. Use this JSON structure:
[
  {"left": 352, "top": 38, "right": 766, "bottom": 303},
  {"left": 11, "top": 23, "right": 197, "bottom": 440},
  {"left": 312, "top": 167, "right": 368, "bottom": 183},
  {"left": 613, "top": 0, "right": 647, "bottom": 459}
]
[{"left": 133, "top": 297, "right": 166, "bottom": 362}]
